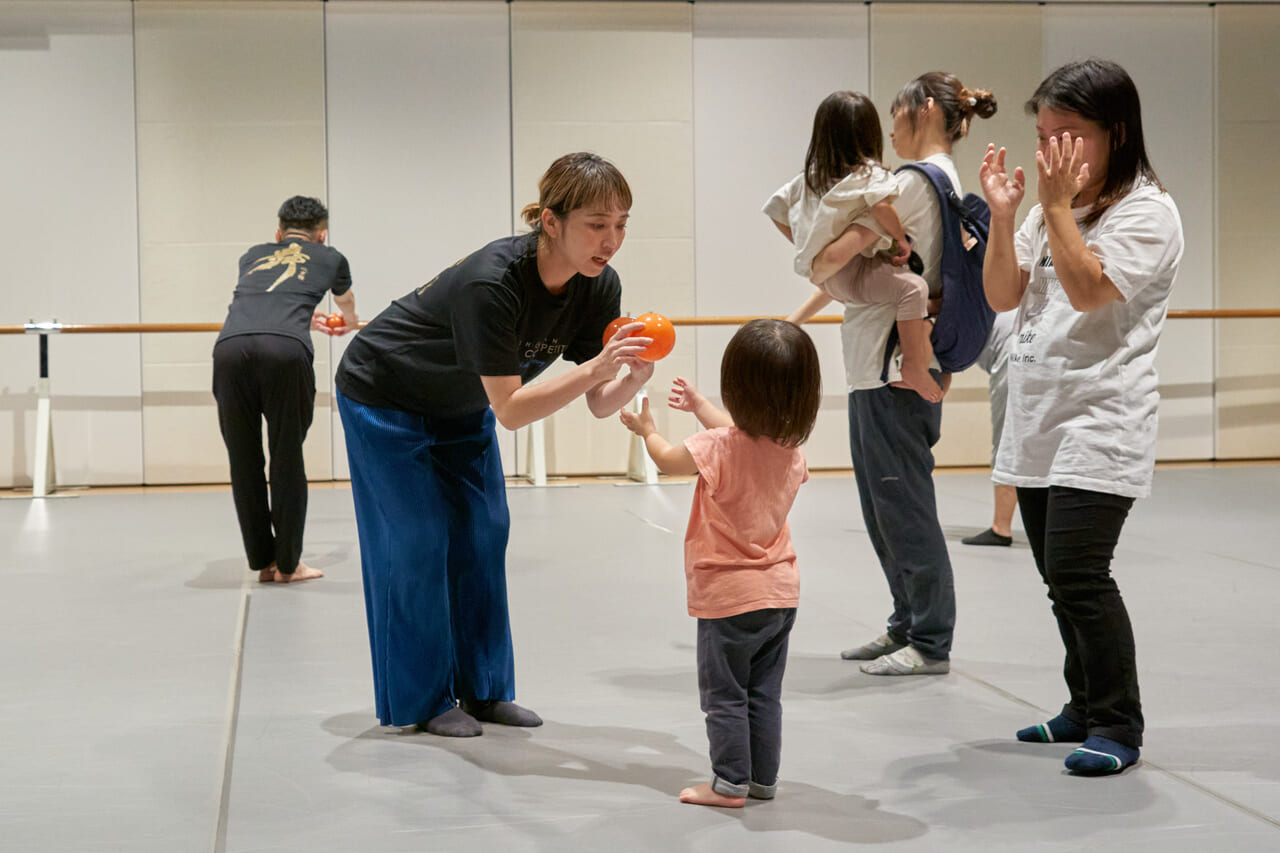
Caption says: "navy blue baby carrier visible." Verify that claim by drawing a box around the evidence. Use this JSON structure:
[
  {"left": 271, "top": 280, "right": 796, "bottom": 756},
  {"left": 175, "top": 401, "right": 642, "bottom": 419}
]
[{"left": 880, "top": 161, "right": 994, "bottom": 382}]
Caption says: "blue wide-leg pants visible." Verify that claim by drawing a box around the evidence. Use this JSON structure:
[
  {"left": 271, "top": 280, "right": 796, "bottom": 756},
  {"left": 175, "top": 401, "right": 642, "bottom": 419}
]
[{"left": 337, "top": 390, "right": 514, "bottom": 727}]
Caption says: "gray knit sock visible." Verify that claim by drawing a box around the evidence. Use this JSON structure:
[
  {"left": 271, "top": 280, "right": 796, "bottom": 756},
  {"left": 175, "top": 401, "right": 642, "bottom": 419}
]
[
  {"left": 421, "top": 706, "right": 482, "bottom": 737},
  {"left": 461, "top": 699, "right": 543, "bottom": 727}
]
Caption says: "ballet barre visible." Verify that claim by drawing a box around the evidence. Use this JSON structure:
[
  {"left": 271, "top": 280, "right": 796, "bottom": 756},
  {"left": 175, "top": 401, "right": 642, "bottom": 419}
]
[{"left": 5, "top": 309, "right": 1279, "bottom": 495}]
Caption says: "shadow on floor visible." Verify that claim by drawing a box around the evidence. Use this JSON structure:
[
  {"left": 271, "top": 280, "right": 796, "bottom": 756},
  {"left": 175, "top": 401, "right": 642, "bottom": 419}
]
[{"left": 320, "top": 712, "right": 928, "bottom": 845}]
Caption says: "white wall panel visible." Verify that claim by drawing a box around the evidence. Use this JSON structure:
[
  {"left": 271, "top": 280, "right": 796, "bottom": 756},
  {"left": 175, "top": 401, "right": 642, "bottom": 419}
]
[
  {"left": 135, "top": 1, "right": 329, "bottom": 484},
  {"left": 693, "top": 4, "right": 869, "bottom": 469},
  {"left": 512, "top": 2, "right": 694, "bottom": 476},
  {"left": 1216, "top": 5, "right": 1280, "bottom": 458},
  {"left": 0, "top": 1, "right": 142, "bottom": 488},
  {"left": 324, "top": 2, "right": 514, "bottom": 476},
  {"left": 1042, "top": 4, "right": 1215, "bottom": 460}
]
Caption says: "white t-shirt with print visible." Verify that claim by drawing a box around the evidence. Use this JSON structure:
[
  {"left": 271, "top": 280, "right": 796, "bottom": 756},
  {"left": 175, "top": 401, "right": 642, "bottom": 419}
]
[
  {"left": 838, "top": 153, "right": 961, "bottom": 390},
  {"left": 993, "top": 181, "right": 1183, "bottom": 499}
]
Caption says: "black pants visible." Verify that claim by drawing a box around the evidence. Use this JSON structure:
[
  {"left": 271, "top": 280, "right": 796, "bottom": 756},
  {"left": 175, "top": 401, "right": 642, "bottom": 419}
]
[
  {"left": 697, "top": 608, "right": 796, "bottom": 797},
  {"left": 212, "top": 335, "right": 315, "bottom": 574},
  {"left": 848, "top": 382, "right": 956, "bottom": 660},
  {"left": 1017, "top": 486, "right": 1143, "bottom": 747}
]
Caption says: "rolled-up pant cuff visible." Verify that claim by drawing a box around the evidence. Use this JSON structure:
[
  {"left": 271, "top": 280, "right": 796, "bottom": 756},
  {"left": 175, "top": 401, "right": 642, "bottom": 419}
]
[
  {"left": 748, "top": 780, "right": 777, "bottom": 799},
  {"left": 711, "top": 775, "right": 749, "bottom": 798}
]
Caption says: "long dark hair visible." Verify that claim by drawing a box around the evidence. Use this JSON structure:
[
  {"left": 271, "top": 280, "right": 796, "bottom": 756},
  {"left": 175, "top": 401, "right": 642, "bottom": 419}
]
[
  {"left": 720, "top": 320, "right": 821, "bottom": 449},
  {"left": 1026, "top": 59, "right": 1161, "bottom": 227},
  {"left": 891, "top": 71, "right": 997, "bottom": 143},
  {"left": 804, "top": 91, "right": 883, "bottom": 196}
]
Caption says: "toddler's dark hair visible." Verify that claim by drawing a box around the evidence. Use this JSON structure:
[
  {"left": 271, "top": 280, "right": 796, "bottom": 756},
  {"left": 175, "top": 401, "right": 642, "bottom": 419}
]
[
  {"left": 721, "top": 319, "right": 821, "bottom": 448},
  {"left": 804, "top": 91, "right": 884, "bottom": 196}
]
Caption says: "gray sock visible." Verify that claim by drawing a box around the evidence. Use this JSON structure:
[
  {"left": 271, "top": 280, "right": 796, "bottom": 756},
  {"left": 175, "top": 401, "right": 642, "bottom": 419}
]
[
  {"left": 422, "top": 706, "right": 482, "bottom": 737},
  {"left": 461, "top": 699, "right": 543, "bottom": 727}
]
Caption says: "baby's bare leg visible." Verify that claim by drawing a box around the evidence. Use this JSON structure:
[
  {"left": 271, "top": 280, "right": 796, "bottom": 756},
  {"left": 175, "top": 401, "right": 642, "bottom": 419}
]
[
  {"left": 850, "top": 262, "right": 942, "bottom": 402},
  {"left": 897, "top": 318, "right": 943, "bottom": 402}
]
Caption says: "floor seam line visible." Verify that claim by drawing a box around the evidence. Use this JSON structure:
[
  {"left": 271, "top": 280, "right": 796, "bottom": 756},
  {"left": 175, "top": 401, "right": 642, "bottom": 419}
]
[{"left": 213, "top": 586, "right": 251, "bottom": 853}]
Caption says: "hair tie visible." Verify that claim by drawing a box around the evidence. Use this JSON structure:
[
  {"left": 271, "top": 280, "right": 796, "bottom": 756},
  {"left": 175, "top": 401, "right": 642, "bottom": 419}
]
[{"left": 968, "top": 97, "right": 977, "bottom": 106}]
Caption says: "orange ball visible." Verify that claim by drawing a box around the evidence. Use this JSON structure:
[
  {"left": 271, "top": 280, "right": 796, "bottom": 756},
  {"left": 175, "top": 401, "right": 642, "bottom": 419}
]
[
  {"left": 634, "top": 312, "right": 675, "bottom": 361},
  {"left": 325, "top": 313, "right": 345, "bottom": 329},
  {"left": 602, "top": 316, "right": 634, "bottom": 347}
]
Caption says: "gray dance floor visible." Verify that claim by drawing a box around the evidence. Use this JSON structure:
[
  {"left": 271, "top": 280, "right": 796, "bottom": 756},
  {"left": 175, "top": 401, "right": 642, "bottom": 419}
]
[{"left": 3, "top": 467, "right": 1279, "bottom": 852}]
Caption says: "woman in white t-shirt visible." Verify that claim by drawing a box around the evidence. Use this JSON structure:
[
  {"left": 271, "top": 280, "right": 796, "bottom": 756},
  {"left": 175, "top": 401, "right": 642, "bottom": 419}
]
[
  {"left": 789, "top": 72, "right": 997, "bottom": 677},
  {"left": 981, "top": 59, "right": 1184, "bottom": 777}
]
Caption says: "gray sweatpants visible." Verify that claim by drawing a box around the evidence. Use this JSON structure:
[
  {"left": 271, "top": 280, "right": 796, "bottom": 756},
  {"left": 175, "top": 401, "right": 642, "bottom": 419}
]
[
  {"left": 697, "top": 608, "right": 796, "bottom": 798},
  {"left": 847, "top": 382, "right": 956, "bottom": 660}
]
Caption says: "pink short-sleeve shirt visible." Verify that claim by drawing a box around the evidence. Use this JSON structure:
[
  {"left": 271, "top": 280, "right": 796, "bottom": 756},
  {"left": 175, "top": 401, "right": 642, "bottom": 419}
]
[{"left": 682, "top": 427, "right": 808, "bottom": 619}]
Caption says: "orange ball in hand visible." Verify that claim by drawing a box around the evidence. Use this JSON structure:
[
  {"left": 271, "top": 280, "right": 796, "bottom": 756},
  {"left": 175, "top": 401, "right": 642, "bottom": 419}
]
[
  {"left": 603, "top": 314, "right": 676, "bottom": 361},
  {"left": 325, "top": 313, "right": 345, "bottom": 329},
  {"left": 602, "top": 316, "right": 634, "bottom": 347},
  {"left": 635, "top": 312, "right": 675, "bottom": 361}
]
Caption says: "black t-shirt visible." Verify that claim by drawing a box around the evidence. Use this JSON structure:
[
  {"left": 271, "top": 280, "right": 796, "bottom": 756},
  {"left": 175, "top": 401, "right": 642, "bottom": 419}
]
[
  {"left": 336, "top": 233, "right": 621, "bottom": 419},
  {"left": 216, "top": 238, "right": 353, "bottom": 354}
]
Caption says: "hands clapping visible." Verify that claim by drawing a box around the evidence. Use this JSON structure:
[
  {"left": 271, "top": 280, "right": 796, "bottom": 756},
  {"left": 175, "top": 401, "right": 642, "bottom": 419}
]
[
  {"left": 979, "top": 144, "right": 1026, "bottom": 218},
  {"left": 981, "top": 134, "right": 1090, "bottom": 216},
  {"left": 1035, "top": 132, "right": 1090, "bottom": 210}
]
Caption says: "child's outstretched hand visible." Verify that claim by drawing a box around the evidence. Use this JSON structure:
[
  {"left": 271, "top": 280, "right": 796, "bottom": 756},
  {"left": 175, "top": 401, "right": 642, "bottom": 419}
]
[
  {"left": 667, "top": 377, "right": 705, "bottom": 414},
  {"left": 619, "top": 396, "right": 657, "bottom": 438}
]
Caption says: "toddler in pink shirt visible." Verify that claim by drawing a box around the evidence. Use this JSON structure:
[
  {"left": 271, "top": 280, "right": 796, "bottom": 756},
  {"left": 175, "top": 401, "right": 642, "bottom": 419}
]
[{"left": 620, "top": 319, "right": 822, "bottom": 808}]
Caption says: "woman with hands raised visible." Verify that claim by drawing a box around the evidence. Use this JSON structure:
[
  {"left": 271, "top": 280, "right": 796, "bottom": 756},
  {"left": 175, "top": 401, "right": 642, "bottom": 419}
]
[{"left": 979, "top": 59, "right": 1184, "bottom": 776}]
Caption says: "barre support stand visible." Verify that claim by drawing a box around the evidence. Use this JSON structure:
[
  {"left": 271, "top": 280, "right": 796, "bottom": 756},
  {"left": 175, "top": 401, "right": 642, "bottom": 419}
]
[{"left": 26, "top": 321, "right": 61, "bottom": 497}]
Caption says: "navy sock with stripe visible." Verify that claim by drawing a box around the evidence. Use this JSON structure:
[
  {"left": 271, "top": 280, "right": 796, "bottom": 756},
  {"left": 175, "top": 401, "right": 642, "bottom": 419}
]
[
  {"left": 1064, "top": 735, "right": 1139, "bottom": 776},
  {"left": 1016, "top": 713, "right": 1087, "bottom": 743}
]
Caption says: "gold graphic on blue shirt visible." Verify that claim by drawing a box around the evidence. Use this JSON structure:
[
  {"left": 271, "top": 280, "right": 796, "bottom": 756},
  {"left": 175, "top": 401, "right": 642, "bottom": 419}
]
[{"left": 248, "top": 243, "right": 310, "bottom": 291}]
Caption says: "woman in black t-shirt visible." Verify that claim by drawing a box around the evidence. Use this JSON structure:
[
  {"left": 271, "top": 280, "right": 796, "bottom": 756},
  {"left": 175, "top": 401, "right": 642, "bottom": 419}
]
[{"left": 335, "top": 153, "right": 652, "bottom": 737}]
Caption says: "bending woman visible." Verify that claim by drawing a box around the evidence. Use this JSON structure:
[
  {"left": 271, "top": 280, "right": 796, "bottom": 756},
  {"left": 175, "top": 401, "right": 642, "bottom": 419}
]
[
  {"left": 335, "top": 153, "right": 652, "bottom": 736},
  {"left": 980, "top": 59, "right": 1183, "bottom": 775}
]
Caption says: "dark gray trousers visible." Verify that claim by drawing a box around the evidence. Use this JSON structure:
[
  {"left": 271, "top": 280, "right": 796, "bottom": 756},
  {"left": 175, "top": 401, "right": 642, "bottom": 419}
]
[
  {"left": 847, "top": 382, "right": 956, "bottom": 660},
  {"left": 697, "top": 608, "right": 796, "bottom": 798}
]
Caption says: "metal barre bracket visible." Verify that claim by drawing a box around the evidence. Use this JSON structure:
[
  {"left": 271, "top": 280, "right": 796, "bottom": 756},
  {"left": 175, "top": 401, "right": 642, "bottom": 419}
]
[{"left": 25, "top": 320, "right": 62, "bottom": 334}]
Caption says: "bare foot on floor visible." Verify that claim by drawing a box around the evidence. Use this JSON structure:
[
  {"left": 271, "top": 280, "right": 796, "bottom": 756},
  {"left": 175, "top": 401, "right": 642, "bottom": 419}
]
[
  {"left": 275, "top": 563, "right": 324, "bottom": 584},
  {"left": 679, "top": 783, "right": 746, "bottom": 808},
  {"left": 258, "top": 564, "right": 278, "bottom": 583}
]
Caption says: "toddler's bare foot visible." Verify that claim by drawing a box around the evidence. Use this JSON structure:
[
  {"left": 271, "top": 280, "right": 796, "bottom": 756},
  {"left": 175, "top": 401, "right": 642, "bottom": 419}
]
[
  {"left": 679, "top": 783, "right": 746, "bottom": 808},
  {"left": 276, "top": 563, "right": 324, "bottom": 584},
  {"left": 895, "top": 364, "right": 943, "bottom": 403},
  {"left": 258, "top": 564, "right": 277, "bottom": 583}
]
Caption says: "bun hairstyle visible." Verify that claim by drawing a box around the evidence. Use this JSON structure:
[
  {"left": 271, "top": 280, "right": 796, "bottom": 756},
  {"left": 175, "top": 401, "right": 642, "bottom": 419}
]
[
  {"left": 891, "top": 72, "right": 997, "bottom": 142},
  {"left": 520, "top": 152, "right": 632, "bottom": 240}
]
